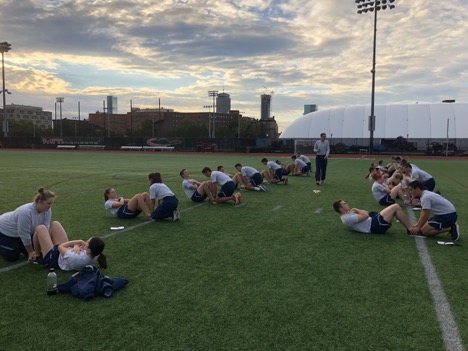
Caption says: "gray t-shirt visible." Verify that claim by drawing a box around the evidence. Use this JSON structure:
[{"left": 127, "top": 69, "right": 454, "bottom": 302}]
[
  {"left": 182, "top": 179, "right": 197, "bottom": 199},
  {"left": 421, "top": 190, "right": 456, "bottom": 215},
  {"left": 241, "top": 166, "right": 259, "bottom": 178},
  {"left": 0, "top": 202, "right": 51, "bottom": 246},
  {"left": 341, "top": 212, "right": 371, "bottom": 233},
  {"left": 149, "top": 183, "right": 175, "bottom": 200}
]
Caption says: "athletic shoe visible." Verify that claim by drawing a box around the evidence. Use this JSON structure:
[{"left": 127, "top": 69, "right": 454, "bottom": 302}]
[
  {"left": 306, "top": 170, "right": 311, "bottom": 177},
  {"left": 172, "top": 209, "right": 180, "bottom": 222},
  {"left": 450, "top": 223, "right": 460, "bottom": 241},
  {"left": 316, "top": 181, "right": 320, "bottom": 186},
  {"left": 259, "top": 185, "right": 268, "bottom": 192}
]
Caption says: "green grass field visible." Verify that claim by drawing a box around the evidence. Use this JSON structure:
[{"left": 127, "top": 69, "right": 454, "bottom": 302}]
[{"left": 0, "top": 150, "right": 467, "bottom": 351}]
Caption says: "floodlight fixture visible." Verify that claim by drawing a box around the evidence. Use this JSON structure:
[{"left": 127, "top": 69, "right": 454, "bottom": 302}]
[{"left": 355, "top": 1, "right": 396, "bottom": 153}]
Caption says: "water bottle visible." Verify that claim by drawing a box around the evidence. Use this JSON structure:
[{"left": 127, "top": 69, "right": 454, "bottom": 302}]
[{"left": 47, "top": 268, "right": 58, "bottom": 295}]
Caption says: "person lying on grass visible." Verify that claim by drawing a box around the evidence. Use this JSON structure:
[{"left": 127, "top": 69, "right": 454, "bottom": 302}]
[
  {"left": 33, "top": 221, "right": 107, "bottom": 271},
  {"left": 104, "top": 188, "right": 152, "bottom": 220},
  {"left": 333, "top": 199, "right": 412, "bottom": 235}
]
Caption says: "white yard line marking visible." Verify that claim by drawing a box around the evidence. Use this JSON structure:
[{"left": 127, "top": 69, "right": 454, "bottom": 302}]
[
  {"left": 0, "top": 260, "right": 28, "bottom": 273},
  {"left": 272, "top": 205, "right": 283, "bottom": 211},
  {"left": 406, "top": 207, "right": 464, "bottom": 351}
]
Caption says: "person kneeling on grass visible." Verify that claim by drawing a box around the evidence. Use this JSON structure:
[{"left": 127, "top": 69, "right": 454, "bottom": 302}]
[
  {"left": 232, "top": 163, "right": 267, "bottom": 192},
  {"left": 33, "top": 221, "right": 107, "bottom": 271},
  {"left": 202, "top": 167, "right": 242, "bottom": 205},
  {"left": 333, "top": 199, "right": 412, "bottom": 235},
  {"left": 0, "top": 187, "right": 57, "bottom": 262},
  {"left": 180, "top": 168, "right": 215, "bottom": 203},
  {"left": 148, "top": 172, "right": 180, "bottom": 222},
  {"left": 407, "top": 180, "right": 459, "bottom": 241},
  {"left": 291, "top": 155, "right": 311, "bottom": 176},
  {"left": 104, "top": 188, "right": 152, "bottom": 220},
  {"left": 261, "top": 158, "right": 288, "bottom": 185}
]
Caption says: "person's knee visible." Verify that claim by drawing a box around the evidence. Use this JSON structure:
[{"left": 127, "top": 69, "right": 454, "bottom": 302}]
[{"left": 35, "top": 224, "right": 48, "bottom": 234}]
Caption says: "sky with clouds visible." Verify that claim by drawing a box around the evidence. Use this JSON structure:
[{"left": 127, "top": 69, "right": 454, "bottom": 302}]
[{"left": 1, "top": 0, "right": 467, "bottom": 132}]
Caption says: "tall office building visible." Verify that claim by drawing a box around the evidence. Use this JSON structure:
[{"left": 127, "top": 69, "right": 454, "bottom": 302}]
[
  {"left": 260, "top": 94, "right": 271, "bottom": 120},
  {"left": 216, "top": 93, "right": 231, "bottom": 114},
  {"left": 107, "top": 96, "right": 118, "bottom": 115},
  {"left": 304, "top": 104, "right": 318, "bottom": 115}
]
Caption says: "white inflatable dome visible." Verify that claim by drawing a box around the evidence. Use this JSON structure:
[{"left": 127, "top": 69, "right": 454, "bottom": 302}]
[{"left": 280, "top": 103, "right": 468, "bottom": 139}]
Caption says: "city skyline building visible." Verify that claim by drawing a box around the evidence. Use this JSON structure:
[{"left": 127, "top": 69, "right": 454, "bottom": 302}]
[
  {"left": 260, "top": 94, "right": 271, "bottom": 120},
  {"left": 107, "top": 95, "right": 118, "bottom": 115},
  {"left": 216, "top": 93, "right": 231, "bottom": 114},
  {"left": 304, "top": 104, "right": 318, "bottom": 115}
]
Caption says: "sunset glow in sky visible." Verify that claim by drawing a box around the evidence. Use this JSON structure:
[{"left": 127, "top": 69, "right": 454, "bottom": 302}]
[{"left": 1, "top": 0, "right": 467, "bottom": 132}]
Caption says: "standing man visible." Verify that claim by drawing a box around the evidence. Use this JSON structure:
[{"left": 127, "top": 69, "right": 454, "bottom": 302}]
[
  {"left": 408, "top": 180, "right": 459, "bottom": 240},
  {"left": 314, "top": 132, "right": 330, "bottom": 185}
]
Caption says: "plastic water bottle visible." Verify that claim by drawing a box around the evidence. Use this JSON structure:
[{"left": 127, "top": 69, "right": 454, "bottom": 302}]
[{"left": 47, "top": 268, "right": 58, "bottom": 295}]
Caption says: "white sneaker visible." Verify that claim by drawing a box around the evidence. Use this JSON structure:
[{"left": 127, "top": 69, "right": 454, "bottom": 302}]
[{"left": 172, "top": 209, "right": 180, "bottom": 222}]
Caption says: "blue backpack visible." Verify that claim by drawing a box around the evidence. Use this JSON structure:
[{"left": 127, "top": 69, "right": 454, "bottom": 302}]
[{"left": 57, "top": 265, "right": 128, "bottom": 300}]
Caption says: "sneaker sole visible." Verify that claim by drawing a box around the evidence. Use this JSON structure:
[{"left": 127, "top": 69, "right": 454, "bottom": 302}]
[{"left": 452, "top": 223, "right": 460, "bottom": 241}]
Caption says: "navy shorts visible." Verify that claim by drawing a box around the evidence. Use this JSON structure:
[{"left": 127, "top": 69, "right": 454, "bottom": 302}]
[
  {"left": 273, "top": 168, "right": 283, "bottom": 180},
  {"left": 218, "top": 181, "right": 235, "bottom": 197},
  {"left": 370, "top": 214, "right": 392, "bottom": 234},
  {"left": 428, "top": 212, "right": 457, "bottom": 230},
  {"left": 39, "top": 245, "right": 60, "bottom": 269},
  {"left": 379, "top": 194, "right": 396, "bottom": 206},
  {"left": 301, "top": 165, "right": 311, "bottom": 173},
  {"left": 0, "top": 232, "right": 28, "bottom": 261},
  {"left": 117, "top": 204, "right": 142, "bottom": 219},
  {"left": 249, "top": 173, "right": 263, "bottom": 187},
  {"left": 191, "top": 190, "right": 207, "bottom": 202}
]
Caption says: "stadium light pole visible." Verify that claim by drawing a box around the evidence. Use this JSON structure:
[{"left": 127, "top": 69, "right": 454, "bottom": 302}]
[
  {"left": 56, "top": 97, "right": 64, "bottom": 137},
  {"left": 355, "top": 0, "right": 395, "bottom": 153},
  {"left": 1, "top": 41, "right": 12, "bottom": 137},
  {"left": 208, "top": 90, "right": 218, "bottom": 139},
  {"left": 203, "top": 105, "right": 213, "bottom": 138},
  {"left": 130, "top": 99, "right": 133, "bottom": 137}
]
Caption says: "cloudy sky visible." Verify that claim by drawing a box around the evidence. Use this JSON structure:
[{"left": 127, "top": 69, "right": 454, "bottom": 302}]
[{"left": 1, "top": 0, "right": 467, "bottom": 132}]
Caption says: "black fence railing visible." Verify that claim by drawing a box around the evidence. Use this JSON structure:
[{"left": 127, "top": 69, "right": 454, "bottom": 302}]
[{"left": 1, "top": 136, "right": 467, "bottom": 156}]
